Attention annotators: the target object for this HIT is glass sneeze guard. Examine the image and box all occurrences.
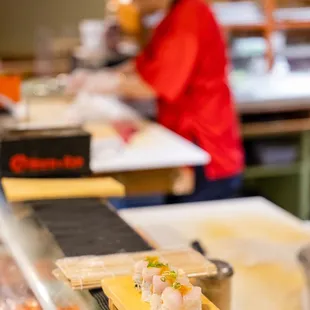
[0,193,100,310]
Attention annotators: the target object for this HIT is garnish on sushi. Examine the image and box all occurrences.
[133,257,202,309]
[133,256,169,302]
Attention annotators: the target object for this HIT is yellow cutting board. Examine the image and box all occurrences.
[2,177,125,202]
[102,276,219,310]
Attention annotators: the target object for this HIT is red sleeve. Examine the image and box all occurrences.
[136,30,198,103]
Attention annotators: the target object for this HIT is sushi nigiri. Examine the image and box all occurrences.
[141,257,169,302]
[142,266,162,301]
[150,268,191,309]
[152,275,171,295]
[159,281,202,310]
[161,287,183,310]
[150,275,171,310]
[183,286,202,310]
[133,259,148,291]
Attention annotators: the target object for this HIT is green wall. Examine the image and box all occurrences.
[0,0,105,57]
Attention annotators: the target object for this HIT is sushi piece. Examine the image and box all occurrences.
[142,266,162,302]
[150,275,171,310]
[141,257,169,302]
[151,270,200,310]
[153,275,170,295]
[161,287,183,310]
[133,259,148,291]
[160,281,202,310]
[183,286,202,310]
[172,282,202,310]
[150,268,192,309]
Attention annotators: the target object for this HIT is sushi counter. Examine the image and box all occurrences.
[2,194,310,310]
[0,93,208,197]
[0,195,222,310]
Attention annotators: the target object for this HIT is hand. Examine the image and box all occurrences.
[65,69,91,95]
[82,71,122,95]
[112,119,140,143]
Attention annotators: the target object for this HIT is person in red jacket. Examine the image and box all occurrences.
[67,0,244,203]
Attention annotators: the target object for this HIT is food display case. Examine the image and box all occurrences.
[0,194,99,310]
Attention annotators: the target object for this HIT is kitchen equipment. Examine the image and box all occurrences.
[190,240,233,310]
[299,244,310,309]
[191,259,233,310]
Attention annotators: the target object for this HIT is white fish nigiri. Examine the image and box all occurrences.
[183,286,202,310]
[152,275,170,295]
[142,267,162,302]
[133,260,148,290]
[161,287,183,310]
[134,260,148,274]
[150,273,171,309]
[142,266,162,282]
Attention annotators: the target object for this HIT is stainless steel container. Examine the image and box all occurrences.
[191,259,234,310]
[299,244,310,310]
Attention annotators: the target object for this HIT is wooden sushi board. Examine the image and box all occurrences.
[2,177,125,202]
[101,276,219,310]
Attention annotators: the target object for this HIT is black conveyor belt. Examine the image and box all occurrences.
[31,198,151,309]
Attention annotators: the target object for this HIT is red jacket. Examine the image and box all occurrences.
[136,0,244,179]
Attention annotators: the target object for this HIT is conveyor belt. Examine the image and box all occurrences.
[31,198,151,309]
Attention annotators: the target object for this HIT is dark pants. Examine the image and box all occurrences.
[166,166,243,204]
[109,166,243,209]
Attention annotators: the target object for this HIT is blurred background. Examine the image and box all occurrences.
[2,1,310,310]
[3,0,310,214]
[2,0,310,73]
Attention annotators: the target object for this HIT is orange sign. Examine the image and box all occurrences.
[9,154,85,174]
[0,75,21,104]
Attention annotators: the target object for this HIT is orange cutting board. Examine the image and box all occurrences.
[0,75,21,104]
[101,276,219,310]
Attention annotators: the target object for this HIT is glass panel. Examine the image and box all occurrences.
[0,194,99,310]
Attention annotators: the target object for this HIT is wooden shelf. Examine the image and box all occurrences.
[275,7,310,29]
[276,21,310,30]
[2,58,71,77]
[218,2,310,69]
[243,118,310,137]
[222,22,267,31]
[245,163,300,179]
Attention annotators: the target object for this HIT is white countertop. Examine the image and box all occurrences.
[120,196,304,225]
[120,197,310,310]
[120,197,307,246]
[91,123,209,173]
[233,73,310,113]
[67,94,209,173]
